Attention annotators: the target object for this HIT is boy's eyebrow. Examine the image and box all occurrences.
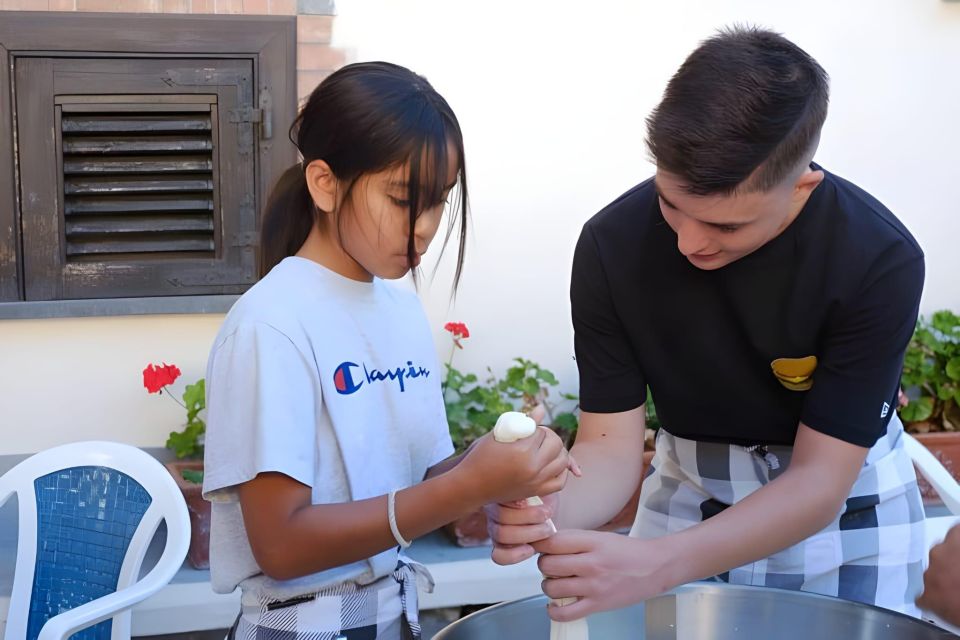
[653,181,680,211]
[654,180,752,227]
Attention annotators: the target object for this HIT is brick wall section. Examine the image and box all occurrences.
[0,0,343,102]
[296,18,343,101]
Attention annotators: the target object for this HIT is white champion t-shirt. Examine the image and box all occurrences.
[202,257,454,601]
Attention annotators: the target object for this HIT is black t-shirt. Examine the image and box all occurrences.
[571,166,924,448]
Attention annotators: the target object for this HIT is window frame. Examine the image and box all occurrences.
[0,12,298,318]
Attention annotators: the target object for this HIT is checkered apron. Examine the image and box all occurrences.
[630,413,926,616]
[228,557,432,640]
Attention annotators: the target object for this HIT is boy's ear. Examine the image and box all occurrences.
[793,168,824,200]
[304,159,337,213]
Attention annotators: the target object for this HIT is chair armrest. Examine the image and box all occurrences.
[903,432,960,515]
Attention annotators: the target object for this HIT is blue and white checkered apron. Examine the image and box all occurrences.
[229,558,432,640]
[630,413,926,616]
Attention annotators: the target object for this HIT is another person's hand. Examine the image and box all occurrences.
[534,529,673,621]
[485,493,560,565]
[918,524,960,626]
[899,386,909,408]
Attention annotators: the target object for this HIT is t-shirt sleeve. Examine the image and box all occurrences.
[571,222,647,413]
[202,321,320,501]
[801,254,924,447]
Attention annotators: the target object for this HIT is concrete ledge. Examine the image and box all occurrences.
[0,295,238,319]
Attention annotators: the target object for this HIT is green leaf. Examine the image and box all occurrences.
[561,392,579,401]
[522,378,540,396]
[931,311,960,336]
[183,379,205,423]
[899,396,934,423]
[181,469,204,484]
[166,422,203,459]
[947,358,960,381]
[505,367,525,391]
[553,412,579,431]
[445,403,468,427]
[939,384,957,401]
[536,369,559,386]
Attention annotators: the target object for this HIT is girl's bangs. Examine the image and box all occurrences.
[403,120,461,212]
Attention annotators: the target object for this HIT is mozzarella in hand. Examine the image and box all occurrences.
[493,411,537,443]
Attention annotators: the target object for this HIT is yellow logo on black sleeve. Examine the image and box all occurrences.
[771,356,818,391]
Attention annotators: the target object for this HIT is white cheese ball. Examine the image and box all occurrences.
[493,411,537,443]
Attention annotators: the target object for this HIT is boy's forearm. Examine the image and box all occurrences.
[555,438,645,530]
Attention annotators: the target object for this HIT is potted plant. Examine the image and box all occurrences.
[440,322,658,545]
[898,310,960,504]
[143,362,209,569]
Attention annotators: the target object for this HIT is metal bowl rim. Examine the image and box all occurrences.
[436,581,949,635]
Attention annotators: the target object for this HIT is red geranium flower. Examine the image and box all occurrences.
[143,363,182,394]
[444,322,470,339]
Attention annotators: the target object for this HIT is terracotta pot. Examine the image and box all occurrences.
[911,431,960,505]
[165,460,211,569]
[443,449,656,546]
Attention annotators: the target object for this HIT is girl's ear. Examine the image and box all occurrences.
[304,159,338,213]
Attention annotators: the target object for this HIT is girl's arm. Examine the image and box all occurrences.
[239,427,571,580]
[423,445,472,480]
[534,422,869,621]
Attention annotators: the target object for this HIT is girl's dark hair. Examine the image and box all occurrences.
[259,61,468,286]
[646,26,829,196]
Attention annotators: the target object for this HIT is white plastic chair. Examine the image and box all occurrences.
[0,441,190,640]
[902,431,960,633]
[903,432,960,516]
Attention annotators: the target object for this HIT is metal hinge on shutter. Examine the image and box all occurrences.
[164,68,272,154]
[228,107,260,155]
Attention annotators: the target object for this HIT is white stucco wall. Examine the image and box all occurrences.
[1,0,957,454]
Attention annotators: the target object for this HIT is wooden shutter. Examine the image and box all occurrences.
[60,96,218,260]
[16,57,259,300]
[0,41,16,301]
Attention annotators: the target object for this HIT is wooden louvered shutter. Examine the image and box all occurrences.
[60,97,218,260]
[16,57,259,300]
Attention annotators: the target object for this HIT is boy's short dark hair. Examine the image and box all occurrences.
[646,26,829,196]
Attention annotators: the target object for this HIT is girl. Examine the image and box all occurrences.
[202,62,574,640]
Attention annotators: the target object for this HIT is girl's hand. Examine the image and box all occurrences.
[458,426,574,505]
[485,492,560,565]
[533,530,675,622]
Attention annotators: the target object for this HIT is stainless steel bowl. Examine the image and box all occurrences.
[433,582,957,639]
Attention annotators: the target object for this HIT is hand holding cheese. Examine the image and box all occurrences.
[494,411,588,640]
[493,411,551,516]
[457,411,572,506]
[492,411,538,442]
